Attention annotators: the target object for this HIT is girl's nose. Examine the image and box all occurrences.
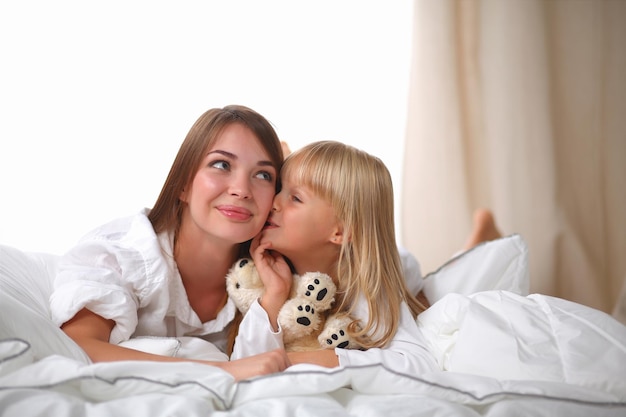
[271,194,283,212]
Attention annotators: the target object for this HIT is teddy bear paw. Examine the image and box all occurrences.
[279,298,323,344]
[225,258,264,314]
[318,314,360,350]
[294,272,336,310]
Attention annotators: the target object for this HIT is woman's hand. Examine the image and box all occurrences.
[219,348,291,381]
[250,234,293,330]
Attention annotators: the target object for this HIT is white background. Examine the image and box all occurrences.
[0,1,413,255]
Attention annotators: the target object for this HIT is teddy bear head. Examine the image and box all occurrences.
[225,258,264,314]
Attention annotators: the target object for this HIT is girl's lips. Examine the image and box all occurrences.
[217,205,253,221]
[263,219,278,230]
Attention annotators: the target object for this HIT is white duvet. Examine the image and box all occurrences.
[1,237,626,416]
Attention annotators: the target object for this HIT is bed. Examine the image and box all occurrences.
[1,235,625,416]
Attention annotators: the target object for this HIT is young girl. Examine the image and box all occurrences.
[231,140,438,374]
[50,105,290,381]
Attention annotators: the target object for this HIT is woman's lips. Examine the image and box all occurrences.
[217,205,252,221]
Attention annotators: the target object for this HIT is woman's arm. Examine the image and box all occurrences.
[286,303,438,374]
[62,308,290,381]
[333,303,438,373]
[287,349,339,368]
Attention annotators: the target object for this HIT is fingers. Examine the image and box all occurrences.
[251,235,272,261]
[266,348,291,371]
[226,349,291,381]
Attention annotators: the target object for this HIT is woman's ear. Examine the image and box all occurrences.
[179,187,188,203]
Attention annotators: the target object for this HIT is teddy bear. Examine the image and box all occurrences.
[225,258,361,352]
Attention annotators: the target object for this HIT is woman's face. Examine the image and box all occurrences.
[180,123,278,246]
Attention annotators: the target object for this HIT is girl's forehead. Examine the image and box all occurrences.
[280,176,301,188]
[281,176,312,193]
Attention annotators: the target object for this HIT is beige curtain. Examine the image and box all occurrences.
[401,0,626,315]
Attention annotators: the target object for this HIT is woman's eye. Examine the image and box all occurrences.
[255,171,274,182]
[211,160,230,170]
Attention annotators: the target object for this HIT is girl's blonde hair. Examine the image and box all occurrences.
[282,141,427,348]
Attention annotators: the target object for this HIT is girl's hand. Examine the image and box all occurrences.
[250,234,293,330]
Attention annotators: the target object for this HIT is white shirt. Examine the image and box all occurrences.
[49,209,237,352]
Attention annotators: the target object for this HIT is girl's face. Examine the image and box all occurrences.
[261,176,341,262]
[180,123,278,246]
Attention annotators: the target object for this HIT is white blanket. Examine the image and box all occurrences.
[2,291,625,416]
[1,237,625,416]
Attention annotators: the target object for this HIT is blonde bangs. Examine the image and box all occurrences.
[282,141,351,206]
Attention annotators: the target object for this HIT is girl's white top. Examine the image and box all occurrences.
[231,249,437,374]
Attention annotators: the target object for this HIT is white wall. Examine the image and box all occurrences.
[0,1,413,255]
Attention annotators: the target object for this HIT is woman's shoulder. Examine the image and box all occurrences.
[56,209,176,289]
[79,208,154,243]
[62,208,173,268]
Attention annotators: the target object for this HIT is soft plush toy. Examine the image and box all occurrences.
[226,258,361,352]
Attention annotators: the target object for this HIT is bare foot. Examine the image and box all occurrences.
[462,209,502,250]
[281,141,292,158]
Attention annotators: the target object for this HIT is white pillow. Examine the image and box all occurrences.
[0,245,89,364]
[422,234,529,304]
[418,290,626,395]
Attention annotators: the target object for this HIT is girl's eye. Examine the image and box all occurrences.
[210,160,230,170]
[255,171,274,182]
[291,195,302,203]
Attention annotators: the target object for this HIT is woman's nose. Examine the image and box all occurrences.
[229,175,251,199]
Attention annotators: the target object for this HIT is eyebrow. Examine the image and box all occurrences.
[208,149,275,167]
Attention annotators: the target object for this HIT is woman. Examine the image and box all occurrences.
[50,105,289,381]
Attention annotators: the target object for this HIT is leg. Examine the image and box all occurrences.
[462,209,502,251]
[281,141,292,158]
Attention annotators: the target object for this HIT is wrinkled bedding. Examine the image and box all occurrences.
[1,238,625,416]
